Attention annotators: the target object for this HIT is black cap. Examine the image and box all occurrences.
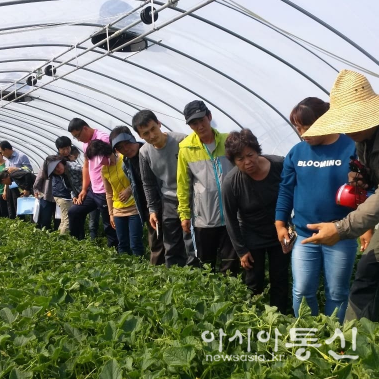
[183,100,209,124]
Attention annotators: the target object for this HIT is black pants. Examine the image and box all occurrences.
[162,197,197,268]
[7,187,20,219]
[146,209,165,266]
[0,196,8,217]
[37,198,60,231]
[345,230,379,322]
[194,226,240,275]
[68,188,118,248]
[245,244,290,314]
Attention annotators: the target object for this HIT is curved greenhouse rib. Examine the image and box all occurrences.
[0,119,57,153]
[0,110,65,139]
[215,0,338,73]
[0,0,56,7]
[0,123,51,161]
[281,0,379,67]
[2,106,70,132]
[146,38,299,136]
[153,1,329,95]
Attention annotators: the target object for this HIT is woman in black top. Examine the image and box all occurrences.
[222,129,290,314]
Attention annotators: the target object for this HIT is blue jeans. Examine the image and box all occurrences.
[113,214,144,256]
[292,235,357,323]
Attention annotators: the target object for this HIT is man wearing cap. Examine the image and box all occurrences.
[67,118,118,247]
[132,109,197,268]
[109,125,165,265]
[301,70,379,322]
[177,100,239,274]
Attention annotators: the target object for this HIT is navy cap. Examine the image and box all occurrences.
[183,100,209,124]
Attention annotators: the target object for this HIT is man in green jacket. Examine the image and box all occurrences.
[177,100,239,274]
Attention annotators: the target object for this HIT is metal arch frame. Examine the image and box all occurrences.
[281,0,379,68]
[145,38,299,134]
[0,106,70,133]
[0,124,50,162]
[0,56,244,130]
[0,54,175,131]
[0,38,317,131]
[0,0,56,7]
[0,119,57,154]
[0,135,40,169]
[215,0,339,73]
[0,110,64,142]
[153,1,329,95]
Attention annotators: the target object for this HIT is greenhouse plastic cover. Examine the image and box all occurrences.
[0,0,378,170]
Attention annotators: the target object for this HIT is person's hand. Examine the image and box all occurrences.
[301,223,340,246]
[34,191,40,198]
[7,167,19,173]
[2,192,6,201]
[72,197,79,205]
[181,219,191,233]
[275,221,290,245]
[77,189,87,204]
[149,213,158,230]
[240,252,254,270]
[119,187,132,202]
[359,229,374,252]
[348,171,368,188]
[23,190,30,197]
[110,215,116,229]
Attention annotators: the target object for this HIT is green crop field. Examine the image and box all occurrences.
[0,218,378,378]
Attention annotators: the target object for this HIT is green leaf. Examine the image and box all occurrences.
[210,302,232,317]
[21,306,43,318]
[63,323,86,342]
[104,321,117,341]
[359,317,378,340]
[160,288,173,305]
[99,359,122,379]
[163,346,195,366]
[9,368,33,379]
[334,363,353,379]
[0,307,18,324]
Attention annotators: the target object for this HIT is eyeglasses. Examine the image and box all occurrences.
[72,128,83,140]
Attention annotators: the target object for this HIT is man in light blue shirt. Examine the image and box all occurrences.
[0,140,33,218]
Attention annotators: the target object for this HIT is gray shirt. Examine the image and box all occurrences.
[139,132,186,213]
[5,150,32,171]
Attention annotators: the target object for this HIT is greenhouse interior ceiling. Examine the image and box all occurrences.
[0,0,378,170]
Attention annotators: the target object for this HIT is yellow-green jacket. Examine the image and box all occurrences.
[177,128,233,228]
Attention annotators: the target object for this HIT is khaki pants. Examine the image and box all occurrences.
[54,197,73,234]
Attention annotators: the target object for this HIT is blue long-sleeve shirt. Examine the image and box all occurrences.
[275,134,356,237]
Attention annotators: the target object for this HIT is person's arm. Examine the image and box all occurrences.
[139,152,161,215]
[33,167,45,196]
[177,147,191,232]
[20,154,33,172]
[78,157,90,204]
[302,187,379,245]
[222,173,249,258]
[101,172,115,229]
[275,153,296,243]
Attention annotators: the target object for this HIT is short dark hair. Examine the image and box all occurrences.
[225,129,262,162]
[290,97,330,127]
[70,146,80,157]
[68,118,88,132]
[0,170,10,181]
[132,110,159,134]
[55,136,72,150]
[85,139,112,160]
[0,141,12,150]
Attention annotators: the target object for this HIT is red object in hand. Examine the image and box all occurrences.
[336,184,369,209]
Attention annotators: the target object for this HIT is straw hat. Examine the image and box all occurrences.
[302,70,379,137]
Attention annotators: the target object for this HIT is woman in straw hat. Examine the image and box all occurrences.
[275,97,358,323]
[301,70,379,322]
